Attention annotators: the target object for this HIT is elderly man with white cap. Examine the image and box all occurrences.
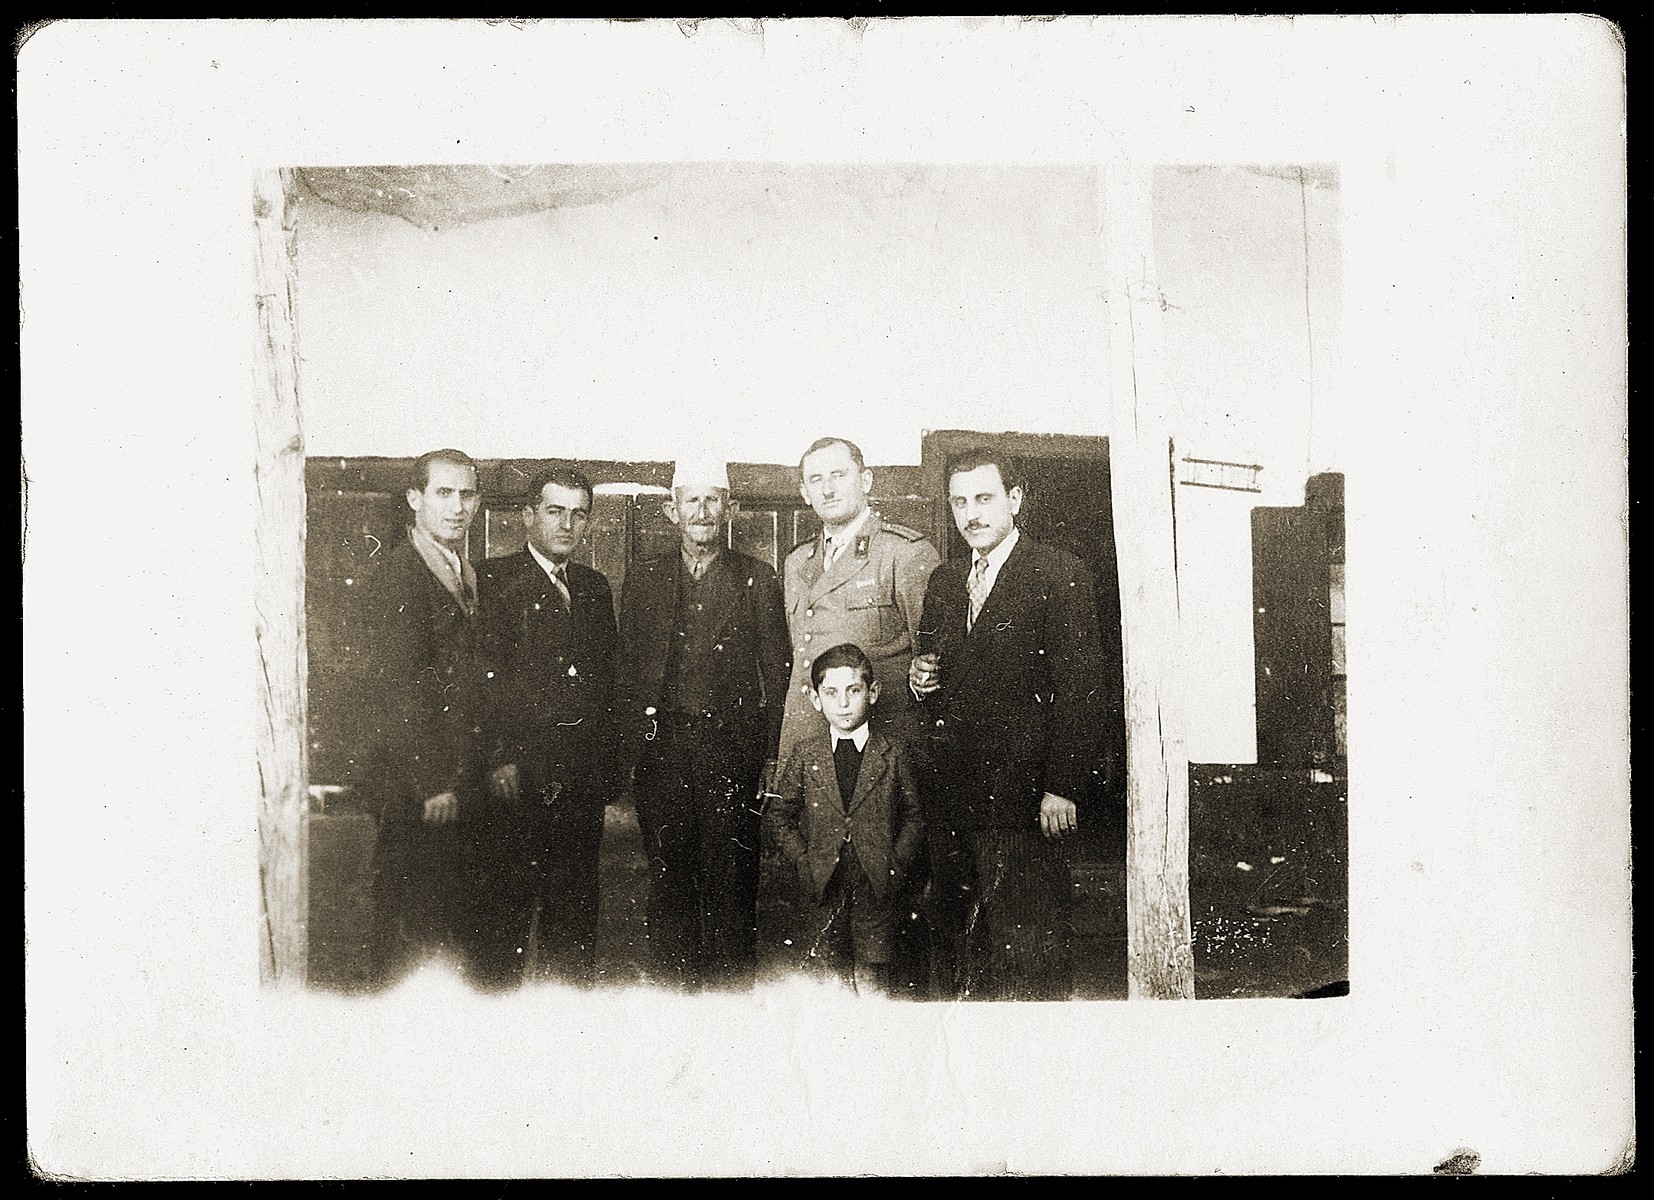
[615,455,791,991]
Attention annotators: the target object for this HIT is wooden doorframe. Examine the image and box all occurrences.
[253,168,308,987]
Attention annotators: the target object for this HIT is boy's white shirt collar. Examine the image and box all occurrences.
[972,524,1021,595]
[829,724,871,752]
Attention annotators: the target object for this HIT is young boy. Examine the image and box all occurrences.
[767,642,925,995]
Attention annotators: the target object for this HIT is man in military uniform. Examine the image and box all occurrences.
[778,436,941,996]
[779,437,941,766]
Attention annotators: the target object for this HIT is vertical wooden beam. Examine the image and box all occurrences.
[1100,162,1195,1000]
[253,168,309,986]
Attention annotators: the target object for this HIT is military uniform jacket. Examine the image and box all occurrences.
[779,510,941,766]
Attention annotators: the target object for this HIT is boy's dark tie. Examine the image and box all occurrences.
[833,738,862,810]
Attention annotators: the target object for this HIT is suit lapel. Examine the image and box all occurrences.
[806,537,861,606]
[703,551,743,643]
[794,540,825,599]
[566,561,602,615]
[422,546,470,625]
[506,549,562,613]
[845,734,889,817]
[805,512,880,606]
[820,743,846,816]
[928,559,971,667]
[639,553,681,666]
[806,737,846,814]
[951,534,1030,685]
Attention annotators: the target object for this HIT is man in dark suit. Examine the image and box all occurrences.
[615,457,791,991]
[470,466,618,989]
[353,448,484,988]
[909,447,1108,1001]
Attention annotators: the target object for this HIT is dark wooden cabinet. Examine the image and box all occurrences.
[1251,473,1345,775]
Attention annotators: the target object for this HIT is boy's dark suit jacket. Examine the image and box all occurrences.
[474,549,618,797]
[352,539,481,822]
[614,548,792,768]
[768,729,925,902]
[917,533,1108,831]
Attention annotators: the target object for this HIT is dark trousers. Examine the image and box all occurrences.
[868,732,931,999]
[634,716,765,991]
[886,831,932,1000]
[465,780,606,990]
[927,826,1074,1002]
[367,818,470,988]
[801,843,896,981]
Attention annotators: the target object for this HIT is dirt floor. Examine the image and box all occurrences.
[310,770,1346,1000]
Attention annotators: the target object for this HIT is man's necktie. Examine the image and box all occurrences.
[548,563,571,610]
[833,737,862,808]
[454,560,476,617]
[822,536,840,570]
[967,555,990,633]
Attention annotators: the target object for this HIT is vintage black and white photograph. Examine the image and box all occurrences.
[275,160,1350,1007]
[23,17,1629,1179]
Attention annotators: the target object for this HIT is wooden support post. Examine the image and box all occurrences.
[1101,163,1196,1000]
[253,168,309,986]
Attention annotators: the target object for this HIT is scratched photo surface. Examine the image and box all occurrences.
[286,162,1349,1004]
[23,16,1629,1180]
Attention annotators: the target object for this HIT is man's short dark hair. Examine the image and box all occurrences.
[798,437,867,474]
[523,464,594,512]
[409,448,480,494]
[810,642,875,690]
[946,446,1023,496]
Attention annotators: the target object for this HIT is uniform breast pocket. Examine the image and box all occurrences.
[844,593,898,646]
